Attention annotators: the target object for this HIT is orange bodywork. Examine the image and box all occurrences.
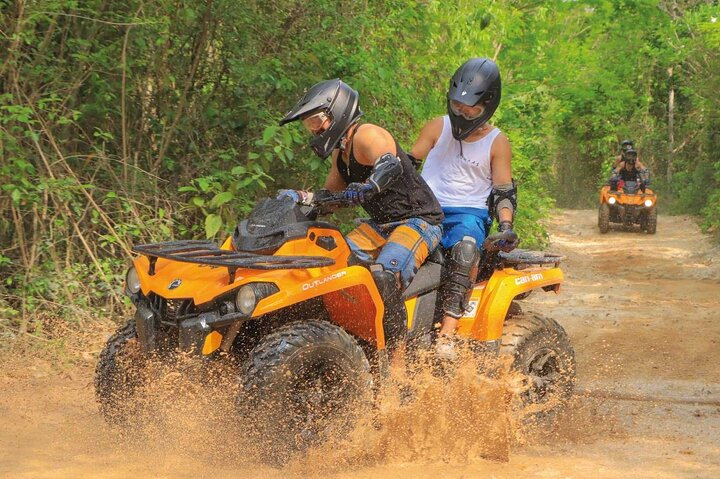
[457,266,564,341]
[134,223,562,353]
[133,226,385,348]
[600,185,657,207]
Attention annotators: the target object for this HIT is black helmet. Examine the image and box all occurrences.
[624,148,638,163]
[279,79,363,158]
[447,58,501,141]
[621,140,634,151]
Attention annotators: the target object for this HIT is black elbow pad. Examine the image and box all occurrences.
[489,180,517,221]
[368,153,403,192]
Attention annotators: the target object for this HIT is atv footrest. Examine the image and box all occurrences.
[499,249,565,268]
[133,240,335,282]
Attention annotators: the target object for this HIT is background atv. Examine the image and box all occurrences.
[96,192,575,462]
[599,181,657,234]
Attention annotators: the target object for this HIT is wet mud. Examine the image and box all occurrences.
[1,210,719,478]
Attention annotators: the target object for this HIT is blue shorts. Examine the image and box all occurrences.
[345,217,442,289]
[440,206,492,250]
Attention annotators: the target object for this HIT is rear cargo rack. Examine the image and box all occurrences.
[133,240,335,283]
[499,249,565,268]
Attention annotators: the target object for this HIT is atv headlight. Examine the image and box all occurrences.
[236,286,257,315]
[608,197,617,205]
[644,199,653,207]
[125,266,141,295]
[235,283,279,316]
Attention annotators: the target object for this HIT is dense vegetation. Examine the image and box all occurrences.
[1,0,718,335]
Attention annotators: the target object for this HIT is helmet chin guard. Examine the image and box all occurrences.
[280,79,363,158]
[447,58,501,141]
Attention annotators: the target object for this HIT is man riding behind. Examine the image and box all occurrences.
[278,79,444,360]
[410,58,518,359]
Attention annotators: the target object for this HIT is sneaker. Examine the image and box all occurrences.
[435,334,460,362]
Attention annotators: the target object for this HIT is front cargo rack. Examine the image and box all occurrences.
[499,249,565,268]
[133,240,335,283]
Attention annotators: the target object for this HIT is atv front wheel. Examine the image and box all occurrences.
[238,320,372,464]
[645,207,657,234]
[598,203,610,234]
[95,320,146,424]
[500,313,576,423]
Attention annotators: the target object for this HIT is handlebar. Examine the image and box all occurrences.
[312,189,348,206]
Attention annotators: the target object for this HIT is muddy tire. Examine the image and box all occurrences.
[500,313,576,423]
[645,207,657,234]
[95,320,145,425]
[238,320,372,464]
[598,203,610,234]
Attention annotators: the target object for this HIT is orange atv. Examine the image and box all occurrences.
[96,192,575,458]
[599,181,657,234]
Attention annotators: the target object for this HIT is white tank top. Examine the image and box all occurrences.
[421,116,500,208]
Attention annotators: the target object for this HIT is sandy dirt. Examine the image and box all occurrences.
[1,209,719,478]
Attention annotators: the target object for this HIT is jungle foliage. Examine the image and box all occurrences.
[1,0,719,333]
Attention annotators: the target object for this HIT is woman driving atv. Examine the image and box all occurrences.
[410,58,518,358]
[278,79,444,359]
[610,148,650,193]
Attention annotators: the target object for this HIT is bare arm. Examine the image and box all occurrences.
[352,124,397,166]
[612,155,623,169]
[490,133,513,223]
[409,117,443,161]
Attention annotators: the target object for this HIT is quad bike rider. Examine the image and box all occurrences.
[599,148,657,234]
[96,81,576,461]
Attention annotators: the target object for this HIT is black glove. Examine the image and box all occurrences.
[497,221,519,252]
[344,182,374,205]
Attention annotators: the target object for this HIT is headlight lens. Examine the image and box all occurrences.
[608,197,617,205]
[644,199,653,207]
[236,286,257,315]
[125,267,141,294]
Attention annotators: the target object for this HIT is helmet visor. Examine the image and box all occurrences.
[301,111,331,135]
[449,100,486,121]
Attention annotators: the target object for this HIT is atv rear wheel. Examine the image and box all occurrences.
[500,313,576,423]
[238,320,372,464]
[645,207,657,234]
[598,203,610,234]
[95,320,146,424]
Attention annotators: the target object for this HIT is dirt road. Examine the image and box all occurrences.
[1,210,719,478]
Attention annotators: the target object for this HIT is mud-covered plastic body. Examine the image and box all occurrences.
[599,184,658,234]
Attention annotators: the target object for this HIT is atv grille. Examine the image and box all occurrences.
[148,293,194,326]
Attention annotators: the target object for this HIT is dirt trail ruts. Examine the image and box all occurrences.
[1,210,719,479]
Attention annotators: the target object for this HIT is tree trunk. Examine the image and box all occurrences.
[667,66,675,183]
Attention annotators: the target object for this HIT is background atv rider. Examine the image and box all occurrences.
[410,57,518,360]
[613,139,648,171]
[278,78,444,360]
[610,148,651,193]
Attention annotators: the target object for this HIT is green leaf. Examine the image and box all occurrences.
[231,165,247,175]
[191,196,205,207]
[205,214,222,238]
[262,125,278,143]
[211,191,234,207]
[197,178,210,192]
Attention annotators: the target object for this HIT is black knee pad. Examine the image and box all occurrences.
[443,237,480,318]
[371,268,407,348]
